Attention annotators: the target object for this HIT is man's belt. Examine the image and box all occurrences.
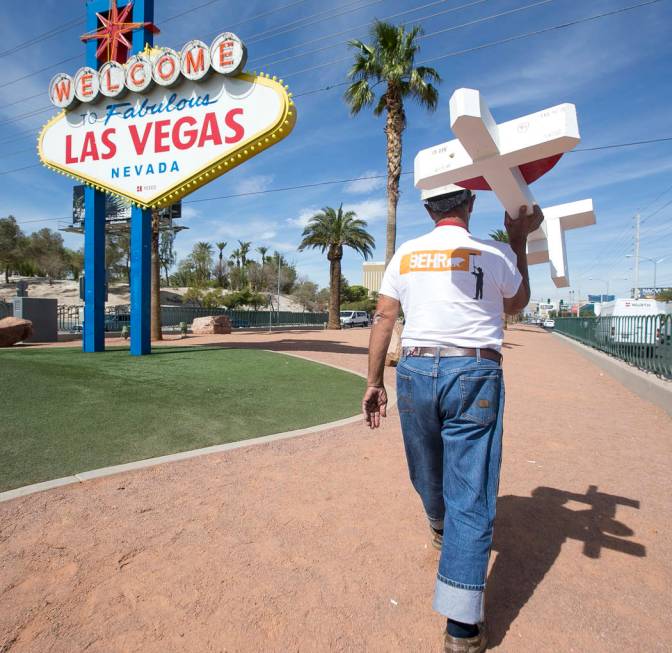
[401,346,502,364]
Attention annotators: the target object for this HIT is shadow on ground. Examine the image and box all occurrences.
[486,485,646,647]
[148,338,369,356]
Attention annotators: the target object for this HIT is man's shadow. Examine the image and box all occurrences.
[485,485,646,647]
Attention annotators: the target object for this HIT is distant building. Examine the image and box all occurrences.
[362,262,386,294]
[537,301,558,318]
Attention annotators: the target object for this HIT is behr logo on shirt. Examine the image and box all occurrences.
[400,249,481,274]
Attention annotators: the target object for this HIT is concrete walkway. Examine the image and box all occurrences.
[1,326,670,652]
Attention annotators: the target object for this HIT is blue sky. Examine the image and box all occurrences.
[1,0,671,301]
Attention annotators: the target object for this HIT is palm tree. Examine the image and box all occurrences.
[489,229,509,243]
[345,21,440,266]
[215,241,227,286]
[229,248,241,268]
[298,205,374,329]
[238,240,251,267]
[256,246,268,265]
[192,241,214,284]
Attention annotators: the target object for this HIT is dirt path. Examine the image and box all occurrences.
[1,326,670,652]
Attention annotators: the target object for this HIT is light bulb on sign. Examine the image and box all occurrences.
[49,72,76,109]
[99,61,126,99]
[180,40,211,82]
[74,67,100,103]
[209,32,247,76]
[125,54,153,94]
[152,48,181,87]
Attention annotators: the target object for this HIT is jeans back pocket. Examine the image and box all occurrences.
[396,370,414,413]
[459,371,501,426]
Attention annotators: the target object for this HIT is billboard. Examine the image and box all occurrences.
[39,33,295,208]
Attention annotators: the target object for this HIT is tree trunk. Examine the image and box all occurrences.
[4,266,9,284]
[384,85,405,267]
[151,210,162,341]
[327,253,341,330]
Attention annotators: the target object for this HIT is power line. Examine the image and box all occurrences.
[572,136,672,152]
[641,196,672,224]
[0,17,84,59]
[281,0,558,78]
[0,0,312,91]
[419,0,665,66]
[0,129,39,147]
[250,0,463,66]
[284,0,664,80]
[0,105,53,128]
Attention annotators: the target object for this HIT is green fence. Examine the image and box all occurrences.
[554,315,672,379]
[57,304,328,332]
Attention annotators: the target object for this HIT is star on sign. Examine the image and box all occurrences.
[81,0,159,64]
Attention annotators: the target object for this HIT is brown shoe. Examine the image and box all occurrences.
[443,624,487,653]
[430,525,443,550]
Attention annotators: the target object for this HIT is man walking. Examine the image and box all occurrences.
[362,185,542,652]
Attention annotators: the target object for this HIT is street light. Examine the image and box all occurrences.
[626,255,667,298]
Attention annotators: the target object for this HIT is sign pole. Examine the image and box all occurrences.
[81,0,156,355]
[82,2,110,353]
[130,206,152,355]
[127,0,155,356]
[83,186,105,352]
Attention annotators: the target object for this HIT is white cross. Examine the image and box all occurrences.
[414,88,596,288]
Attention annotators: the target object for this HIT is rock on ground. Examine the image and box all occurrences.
[191,315,232,335]
[0,317,32,347]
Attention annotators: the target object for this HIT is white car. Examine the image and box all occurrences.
[340,310,369,328]
[543,319,555,328]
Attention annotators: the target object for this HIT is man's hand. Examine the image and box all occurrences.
[362,385,388,429]
[505,204,545,246]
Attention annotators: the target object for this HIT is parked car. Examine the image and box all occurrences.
[340,310,369,328]
[543,319,555,329]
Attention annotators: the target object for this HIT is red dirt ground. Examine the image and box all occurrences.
[1,326,670,652]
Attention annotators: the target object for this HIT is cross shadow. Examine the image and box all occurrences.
[485,485,645,647]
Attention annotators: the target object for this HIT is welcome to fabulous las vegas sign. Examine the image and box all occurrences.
[39,32,296,208]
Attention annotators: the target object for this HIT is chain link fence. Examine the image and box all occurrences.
[57,304,328,332]
[554,315,672,379]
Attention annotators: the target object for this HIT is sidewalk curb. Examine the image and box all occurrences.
[553,332,672,418]
[0,351,392,505]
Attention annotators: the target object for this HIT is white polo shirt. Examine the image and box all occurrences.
[378,225,522,351]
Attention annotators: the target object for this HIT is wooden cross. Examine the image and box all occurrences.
[415,88,596,288]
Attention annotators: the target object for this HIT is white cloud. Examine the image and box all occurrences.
[237,174,275,195]
[343,197,387,222]
[287,198,388,228]
[181,206,201,219]
[287,207,319,227]
[344,171,385,194]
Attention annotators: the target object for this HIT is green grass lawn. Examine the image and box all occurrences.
[0,347,365,492]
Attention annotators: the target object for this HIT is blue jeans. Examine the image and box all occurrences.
[396,353,505,624]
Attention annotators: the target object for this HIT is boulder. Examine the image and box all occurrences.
[384,320,404,367]
[0,317,33,347]
[191,315,232,335]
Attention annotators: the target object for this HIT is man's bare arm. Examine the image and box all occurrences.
[362,294,400,429]
[367,294,401,387]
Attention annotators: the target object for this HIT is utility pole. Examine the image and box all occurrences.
[633,213,640,299]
